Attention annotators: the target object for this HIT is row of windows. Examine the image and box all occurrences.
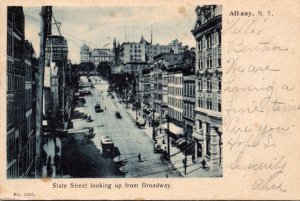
[7,132,16,164]
[130,54,142,58]
[15,105,25,125]
[130,44,141,48]
[14,76,25,91]
[130,49,142,53]
[198,97,221,112]
[197,31,221,52]
[130,58,143,62]
[91,57,113,61]
[183,102,195,119]
[25,89,32,110]
[168,97,183,109]
[168,75,183,85]
[7,32,13,56]
[7,101,14,126]
[198,57,221,70]
[168,86,183,96]
[46,47,68,52]
[26,114,34,136]
[183,82,195,97]
[7,73,14,92]
[25,63,32,81]
[169,108,183,122]
[154,83,162,91]
[8,74,25,92]
[198,78,221,91]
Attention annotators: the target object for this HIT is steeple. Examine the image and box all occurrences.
[113,37,116,47]
[140,35,146,43]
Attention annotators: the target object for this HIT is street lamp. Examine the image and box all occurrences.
[152,108,156,141]
[166,114,170,159]
[135,99,139,122]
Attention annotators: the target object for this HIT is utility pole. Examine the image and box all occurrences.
[35,6,52,178]
[152,108,155,140]
[167,114,170,159]
[184,129,187,175]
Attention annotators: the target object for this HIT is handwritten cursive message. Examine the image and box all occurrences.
[224,15,298,192]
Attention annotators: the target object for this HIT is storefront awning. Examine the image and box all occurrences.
[162,123,183,135]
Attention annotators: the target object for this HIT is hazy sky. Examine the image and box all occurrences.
[24,5,197,63]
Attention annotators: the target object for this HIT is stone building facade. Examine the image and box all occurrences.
[191,5,222,175]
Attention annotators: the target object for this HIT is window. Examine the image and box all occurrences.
[206,98,212,110]
[218,30,221,45]
[198,97,203,108]
[206,34,212,49]
[207,79,212,91]
[207,57,212,68]
[218,57,221,67]
[192,83,195,96]
[198,38,202,52]
[198,79,203,90]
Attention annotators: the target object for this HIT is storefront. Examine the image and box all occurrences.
[162,122,183,142]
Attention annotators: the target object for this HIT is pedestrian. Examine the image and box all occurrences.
[192,154,195,163]
[138,153,142,162]
[166,174,168,178]
[182,158,186,166]
[54,154,60,170]
[201,159,206,169]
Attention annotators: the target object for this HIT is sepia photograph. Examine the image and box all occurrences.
[6,5,222,179]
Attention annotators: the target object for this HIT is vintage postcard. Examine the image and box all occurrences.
[0,0,299,200]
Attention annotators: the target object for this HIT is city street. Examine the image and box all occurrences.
[61,76,181,178]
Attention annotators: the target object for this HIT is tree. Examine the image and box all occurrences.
[96,61,112,78]
[79,62,95,74]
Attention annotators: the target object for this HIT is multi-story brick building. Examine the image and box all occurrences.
[167,66,184,139]
[183,74,196,141]
[23,41,36,177]
[151,53,184,121]
[191,5,222,174]
[45,35,74,130]
[141,37,188,63]
[7,7,36,178]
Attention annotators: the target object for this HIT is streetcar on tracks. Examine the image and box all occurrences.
[101,136,114,157]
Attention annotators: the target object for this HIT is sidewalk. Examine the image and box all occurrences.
[124,103,222,177]
[42,136,62,178]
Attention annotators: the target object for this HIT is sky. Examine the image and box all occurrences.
[23,5,197,64]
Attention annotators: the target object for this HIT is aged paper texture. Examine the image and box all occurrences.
[0,0,299,200]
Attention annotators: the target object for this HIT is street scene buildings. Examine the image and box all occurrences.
[6,5,222,178]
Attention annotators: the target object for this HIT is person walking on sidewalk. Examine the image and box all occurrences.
[201,159,206,169]
[192,154,195,163]
[138,153,142,162]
